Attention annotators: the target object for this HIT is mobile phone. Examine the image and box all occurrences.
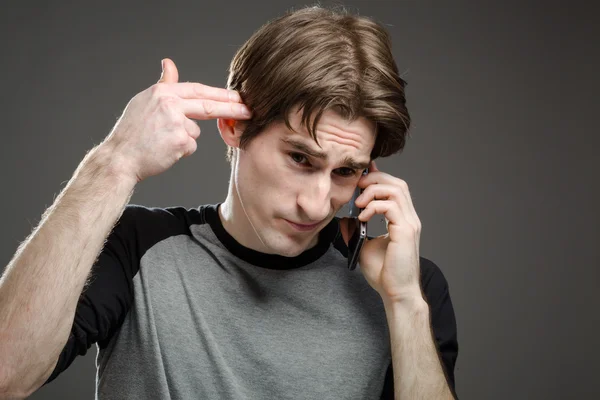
[347,168,369,270]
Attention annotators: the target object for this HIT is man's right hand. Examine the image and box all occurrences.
[102,58,252,183]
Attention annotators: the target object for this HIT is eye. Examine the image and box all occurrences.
[336,168,358,177]
[289,152,357,177]
[289,152,310,166]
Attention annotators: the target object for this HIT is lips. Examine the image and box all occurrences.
[285,219,321,231]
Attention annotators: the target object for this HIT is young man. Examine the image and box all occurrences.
[0,6,458,400]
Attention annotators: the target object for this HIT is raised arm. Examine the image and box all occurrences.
[0,58,252,399]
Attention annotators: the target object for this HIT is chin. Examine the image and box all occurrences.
[276,247,305,257]
[265,239,305,257]
[265,233,314,257]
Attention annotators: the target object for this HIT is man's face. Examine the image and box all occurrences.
[235,107,376,257]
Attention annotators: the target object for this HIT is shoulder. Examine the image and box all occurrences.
[107,204,206,257]
[116,203,205,234]
[417,256,455,312]
[119,203,203,227]
[419,256,451,293]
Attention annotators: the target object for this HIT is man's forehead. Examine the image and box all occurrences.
[275,107,375,168]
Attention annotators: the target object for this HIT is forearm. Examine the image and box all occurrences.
[384,297,455,400]
[0,143,137,398]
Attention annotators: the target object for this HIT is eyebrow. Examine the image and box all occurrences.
[280,137,370,170]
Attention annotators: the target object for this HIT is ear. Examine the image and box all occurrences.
[217,118,242,148]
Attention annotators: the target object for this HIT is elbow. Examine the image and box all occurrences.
[0,388,28,400]
[0,365,27,400]
[0,362,50,400]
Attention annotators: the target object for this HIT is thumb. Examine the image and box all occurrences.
[157,58,179,84]
[368,159,379,172]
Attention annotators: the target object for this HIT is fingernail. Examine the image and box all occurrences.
[229,90,241,103]
[161,59,165,72]
[240,105,251,117]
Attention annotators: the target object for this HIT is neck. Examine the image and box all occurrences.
[218,166,273,254]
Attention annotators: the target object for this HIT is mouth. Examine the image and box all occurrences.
[285,219,322,231]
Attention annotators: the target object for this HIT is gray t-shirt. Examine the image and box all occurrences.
[44,203,459,399]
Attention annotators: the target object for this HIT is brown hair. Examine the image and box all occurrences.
[225,5,410,164]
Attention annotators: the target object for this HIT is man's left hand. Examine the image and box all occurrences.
[346,160,423,304]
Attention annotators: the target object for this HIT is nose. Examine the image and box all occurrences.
[297,175,332,223]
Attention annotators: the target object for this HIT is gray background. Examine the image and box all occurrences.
[1,1,598,399]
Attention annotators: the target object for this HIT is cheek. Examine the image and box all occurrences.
[334,183,360,207]
[250,151,295,194]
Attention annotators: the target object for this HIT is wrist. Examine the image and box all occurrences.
[383,295,429,318]
[92,141,140,187]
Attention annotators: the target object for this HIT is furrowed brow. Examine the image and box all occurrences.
[281,138,327,159]
[280,138,369,170]
[341,157,370,171]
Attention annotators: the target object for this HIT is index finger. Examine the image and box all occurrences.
[181,99,252,121]
[166,82,243,103]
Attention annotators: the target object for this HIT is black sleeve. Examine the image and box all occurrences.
[380,257,459,399]
[42,204,181,385]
